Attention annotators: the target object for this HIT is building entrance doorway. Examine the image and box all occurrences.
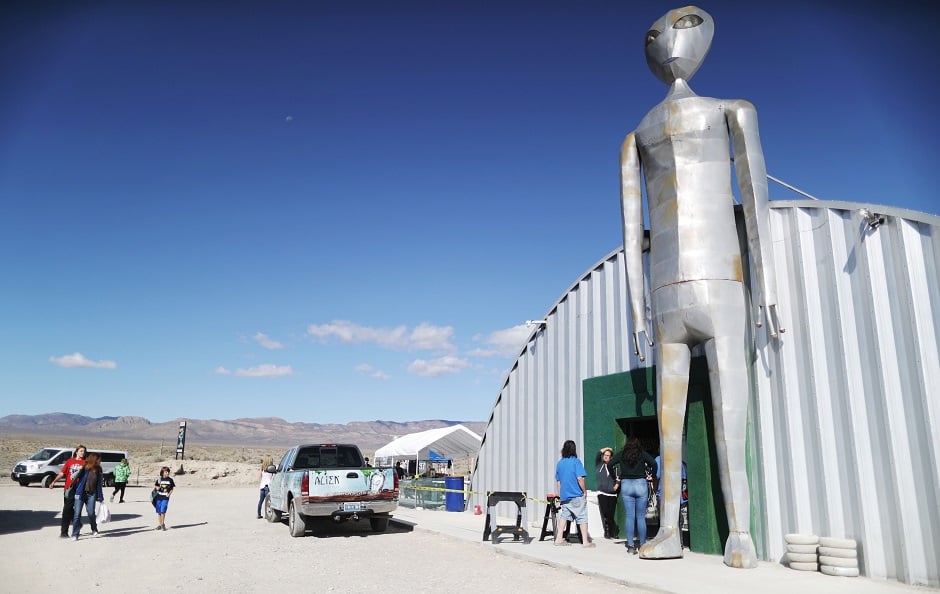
[582,359,739,556]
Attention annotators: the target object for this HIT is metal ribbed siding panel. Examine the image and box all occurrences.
[760,202,940,587]
[471,200,939,587]
[471,253,640,521]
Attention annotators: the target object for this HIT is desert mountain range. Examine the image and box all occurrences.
[0,413,487,453]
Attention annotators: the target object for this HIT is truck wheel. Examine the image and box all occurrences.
[288,500,306,537]
[41,474,55,489]
[370,516,389,532]
[264,493,281,523]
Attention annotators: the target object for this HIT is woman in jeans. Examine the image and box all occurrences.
[614,437,656,554]
[70,452,104,540]
[257,456,274,519]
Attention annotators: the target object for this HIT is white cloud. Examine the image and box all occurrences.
[408,322,456,352]
[233,364,294,378]
[308,320,407,347]
[469,324,531,358]
[215,366,232,375]
[407,355,469,377]
[49,352,117,370]
[307,320,454,352]
[253,332,283,350]
[355,363,390,381]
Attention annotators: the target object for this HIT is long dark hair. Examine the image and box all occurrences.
[83,452,102,471]
[621,437,642,465]
[560,440,577,458]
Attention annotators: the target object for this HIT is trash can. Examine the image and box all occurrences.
[444,476,465,512]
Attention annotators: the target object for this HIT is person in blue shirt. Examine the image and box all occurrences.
[553,440,595,548]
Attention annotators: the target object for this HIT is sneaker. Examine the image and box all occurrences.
[161,525,168,531]
[119,500,124,503]
[155,525,163,531]
[70,535,78,541]
[59,533,68,539]
[92,531,100,537]
[625,546,635,554]
[256,515,262,519]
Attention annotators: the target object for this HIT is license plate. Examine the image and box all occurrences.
[343,502,362,512]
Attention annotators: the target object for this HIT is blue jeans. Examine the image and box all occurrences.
[257,486,269,517]
[620,478,648,546]
[72,492,99,536]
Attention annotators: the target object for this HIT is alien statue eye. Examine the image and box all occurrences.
[674,14,704,29]
[645,30,660,46]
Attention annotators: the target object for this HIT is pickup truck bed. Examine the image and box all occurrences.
[264,443,399,537]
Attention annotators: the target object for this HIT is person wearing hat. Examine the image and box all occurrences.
[111,458,131,503]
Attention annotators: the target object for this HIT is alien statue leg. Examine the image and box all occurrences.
[639,341,690,560]
[703,283,757,569]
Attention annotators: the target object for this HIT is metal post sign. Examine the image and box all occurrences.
[175,421,187,460]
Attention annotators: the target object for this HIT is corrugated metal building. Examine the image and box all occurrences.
[469,199,940,587]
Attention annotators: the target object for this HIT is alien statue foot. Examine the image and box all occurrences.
[639,525,682,559]
[723,531,758,568]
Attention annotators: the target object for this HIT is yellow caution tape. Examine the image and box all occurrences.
[399,485,556,507]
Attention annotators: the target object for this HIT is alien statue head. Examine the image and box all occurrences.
[644,6,715,85]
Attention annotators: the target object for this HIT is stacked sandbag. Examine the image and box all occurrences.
[784,533,819,571]
[818,537,859,577]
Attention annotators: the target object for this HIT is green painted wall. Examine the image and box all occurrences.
[582,358,731,555]
[582,367,657,476]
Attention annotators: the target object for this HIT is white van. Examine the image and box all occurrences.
[10,447,129,488]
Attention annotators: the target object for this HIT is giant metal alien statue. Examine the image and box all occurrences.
[620,6,783,568]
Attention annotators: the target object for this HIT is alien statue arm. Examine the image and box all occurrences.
[620,132,652,358]
[726,100,784,337]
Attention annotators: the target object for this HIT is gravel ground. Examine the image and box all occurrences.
[0,483,644,593]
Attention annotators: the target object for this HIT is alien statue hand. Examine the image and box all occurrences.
[632,329,655,362]
[756,304,785,339]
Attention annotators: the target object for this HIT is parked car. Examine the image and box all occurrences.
[10,446,129,487]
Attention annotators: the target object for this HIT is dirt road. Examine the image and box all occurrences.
[1,483,629,593]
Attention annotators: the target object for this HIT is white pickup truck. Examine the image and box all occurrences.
[263,443,399,537]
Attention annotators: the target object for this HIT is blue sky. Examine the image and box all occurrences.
[1,1,936,424]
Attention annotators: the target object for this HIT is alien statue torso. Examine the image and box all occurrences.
[635,84,744,294]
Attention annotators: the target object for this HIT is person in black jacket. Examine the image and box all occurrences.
[595,447,620,539]
[614,437,657,554]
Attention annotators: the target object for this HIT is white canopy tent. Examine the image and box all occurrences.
[374,424,482,470]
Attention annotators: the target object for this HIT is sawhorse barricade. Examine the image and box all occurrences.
[481,491,529,544]
[538,493,582,542]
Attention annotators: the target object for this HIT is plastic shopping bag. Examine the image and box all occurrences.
[96,502,111,524]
